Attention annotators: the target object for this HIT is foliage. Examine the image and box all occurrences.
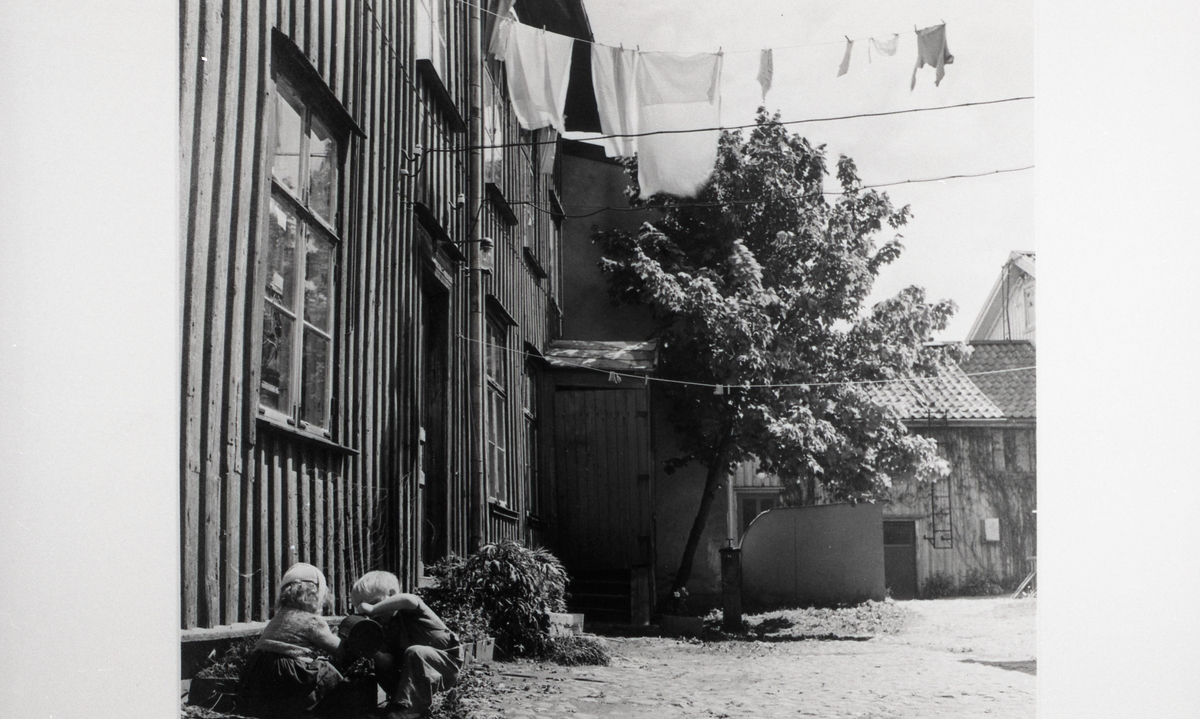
[419,541,568,659]
[921,572,957,599]
[194,638,258,680]
[921,569,1015,598]
[548,635,612,666]
[739,600,910,638]
[594,109,963,590]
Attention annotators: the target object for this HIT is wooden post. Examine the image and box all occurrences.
[719,547,742,632]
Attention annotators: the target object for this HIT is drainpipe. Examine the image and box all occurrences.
[467,0,487,553]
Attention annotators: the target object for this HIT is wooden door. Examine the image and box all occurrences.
[552,388,653,571]
[883,520,918,599]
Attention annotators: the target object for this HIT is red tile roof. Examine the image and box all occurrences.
[865,341,1035,421]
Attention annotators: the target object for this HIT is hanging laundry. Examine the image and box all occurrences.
[496,20,575,132]
[837,37,854,77]
[590,44,640,158]
[634,51,724,199]
[869,34,898,62]
[757,48,773,102]
[538,127,557,175]
[911,23,954,90]
[485,0,516,57]
[607,372,622,384]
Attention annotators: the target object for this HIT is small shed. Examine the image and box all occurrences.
[544,340,658,624]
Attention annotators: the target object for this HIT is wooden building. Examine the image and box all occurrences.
[866,341,1037,598]
[968,251,1036,345]
[179,0,592,632]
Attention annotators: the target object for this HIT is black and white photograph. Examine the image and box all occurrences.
[1,1,1197,718]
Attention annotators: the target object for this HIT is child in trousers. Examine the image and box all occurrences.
[351,571,461,719]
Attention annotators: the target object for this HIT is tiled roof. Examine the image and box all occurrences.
[864,341,1035,421]
[960,341,1036,419]
[544,339,658,372]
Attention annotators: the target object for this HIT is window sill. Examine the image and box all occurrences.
[522,246,547,279]
[485,182,519,226]
[488,499,520,522]
[256,414,359,456]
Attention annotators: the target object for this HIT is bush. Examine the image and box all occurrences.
[548,635,610,666]
[419,541,568,659]
[958,569,1006,596]
[921,572,956,599]
[194,637,258,680]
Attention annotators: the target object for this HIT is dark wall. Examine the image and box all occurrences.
[741,503,887,608]
[559,143,657,342]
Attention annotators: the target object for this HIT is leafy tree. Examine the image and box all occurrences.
[593,110,962,601]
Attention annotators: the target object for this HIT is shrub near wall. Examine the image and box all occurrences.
[420,541,568,658]
[920,569,1018,598]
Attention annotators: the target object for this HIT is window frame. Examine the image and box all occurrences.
[257,62,347,440]
[736,489,782,538]
[485,314,512,506]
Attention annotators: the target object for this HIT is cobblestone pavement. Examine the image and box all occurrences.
[476,597,1035,719]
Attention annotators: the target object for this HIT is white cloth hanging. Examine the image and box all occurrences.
[590,44,640,158]
[757,48,773,101]
[634,51,723,199]
[912,24,954,89]
[870,34,898,62]
[837,37,854,76]
[496,20,574,132]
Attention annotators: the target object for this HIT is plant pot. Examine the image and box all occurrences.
[187,675,242,714]
[660,615,704,638]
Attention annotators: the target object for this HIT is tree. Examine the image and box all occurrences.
[593,110,962,602]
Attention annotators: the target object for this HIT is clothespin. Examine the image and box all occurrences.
[607,372,622,384]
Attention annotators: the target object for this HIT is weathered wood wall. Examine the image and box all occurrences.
[180,0,564,630]
[884,425,1037,588]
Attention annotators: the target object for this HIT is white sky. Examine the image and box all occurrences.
[578,0,1035,340]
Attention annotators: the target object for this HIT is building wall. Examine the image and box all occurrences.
[741,504,886,608]
[883,425,1037,590]
[976,267,1035,344]
[180,0,565,629]
[559,145,658,342]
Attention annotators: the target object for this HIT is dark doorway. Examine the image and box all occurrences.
[419,282,450,571]
[883,520,918,599]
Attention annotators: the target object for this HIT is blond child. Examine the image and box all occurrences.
[243,563,347,719]
[351,570,461,719]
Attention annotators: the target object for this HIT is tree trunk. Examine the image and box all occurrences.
[670,424,735,601]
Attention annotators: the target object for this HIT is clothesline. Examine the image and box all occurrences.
[456,331,1033,390]
[461,0,1000,56]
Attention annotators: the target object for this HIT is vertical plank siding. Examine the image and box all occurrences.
[182,0,567,629]
[885,426,1038,589]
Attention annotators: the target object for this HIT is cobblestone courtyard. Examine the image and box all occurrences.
[468,597,1035,719]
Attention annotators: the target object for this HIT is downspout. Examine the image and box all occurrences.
[467,0,487,552]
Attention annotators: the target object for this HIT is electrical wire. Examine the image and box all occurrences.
[498,164,1033,220]
[457,330,1033,390]
[427,96,1035,153]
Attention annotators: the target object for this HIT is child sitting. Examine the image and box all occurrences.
[351,571,461,719]
[243,563,347,719]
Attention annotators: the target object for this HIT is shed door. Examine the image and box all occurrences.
[883,520,918,600]
[553,388,653,571]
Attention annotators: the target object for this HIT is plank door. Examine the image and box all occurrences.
[552,388,653,571]
[883,520,918,599]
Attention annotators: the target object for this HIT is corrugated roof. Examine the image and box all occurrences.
[864,341,1035,422]
[544,339,658,372]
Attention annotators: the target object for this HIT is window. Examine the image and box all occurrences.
[1023,284,1035,329]
[485,316,510,504]
[482,68,504,183]
[523,361,540,517]
[417,0,449,78]
[259,76,341,435]
[737,491,780,537]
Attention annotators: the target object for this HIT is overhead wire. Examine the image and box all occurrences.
[426,96,1035,153]
[457,331,1033,391]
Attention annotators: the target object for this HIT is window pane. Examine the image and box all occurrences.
[300,329,330,428]
[308,115,337,223]
[260,304,294,413]
[416,0,433,61]
[273,82,305,194]
[266,198,299,309]
[304,233,335,332]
